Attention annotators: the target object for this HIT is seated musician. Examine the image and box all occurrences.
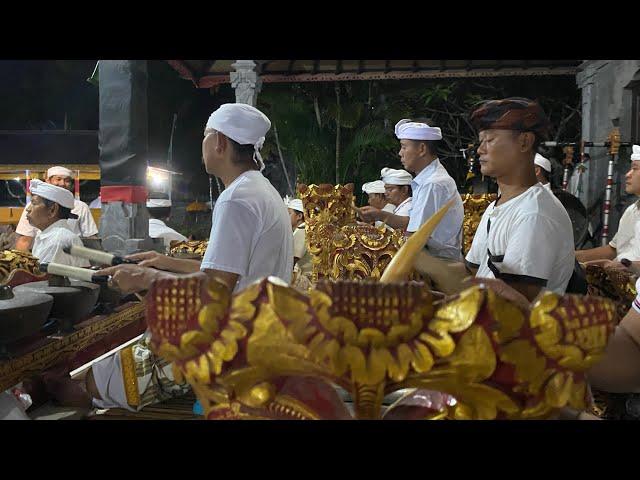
[534,153,552,190]
[285,197,312,285]
[445,98,575,300]
[361,180,395,229]
[25,180,90,267]
[15,166,99,252]
[41,103,293,412]
[587,275,640,418]
[146,198,188,253]
[359,167,413,232]
[576,145,640,269]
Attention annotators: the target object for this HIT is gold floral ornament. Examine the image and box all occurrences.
[146,272,618,420]
[585,264,636,321]
[0,249,43,285]
[461,193,497,255]
[169,240,209,259]
[297,183,405,283]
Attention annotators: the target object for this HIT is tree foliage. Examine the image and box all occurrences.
[257,76,581,203]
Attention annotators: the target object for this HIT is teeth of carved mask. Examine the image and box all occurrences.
[380,198,455,284]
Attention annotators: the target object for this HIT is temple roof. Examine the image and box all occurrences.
[167,60,581,88]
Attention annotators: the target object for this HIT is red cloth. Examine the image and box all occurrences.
[100,186,147,203]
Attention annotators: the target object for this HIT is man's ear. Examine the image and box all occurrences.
[50,202,60,218]
[521,132,536,152]
[217,132,228,153]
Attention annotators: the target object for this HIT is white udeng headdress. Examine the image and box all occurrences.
[206,103,272,171]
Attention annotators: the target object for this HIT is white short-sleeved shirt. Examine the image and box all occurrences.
[292,223,313,277]
[407,159,464,260]
[31,219,91,267]
[16,199,99,238]
[465,184,575,294]
[375,203,397,228]
[201,170,293,292]
[610,201,640,262]
[393,197,412,217]
[148,219,188,252]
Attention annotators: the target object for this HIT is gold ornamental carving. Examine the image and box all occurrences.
[461,194,497,255]
[145,274,617,420]
[298,183,405,283]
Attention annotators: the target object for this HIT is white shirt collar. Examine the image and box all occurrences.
[411,158,441,187]
[149,218,167,226]
[38,219,72,239]
[394,197,412,210]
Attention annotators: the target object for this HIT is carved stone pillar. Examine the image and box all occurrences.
[98,60,163,256]
[230,60,262,106]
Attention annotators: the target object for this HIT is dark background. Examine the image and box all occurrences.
[0,60,236,203]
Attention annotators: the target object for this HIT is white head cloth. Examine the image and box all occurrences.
[29,179,75,209]
[534,153,552,172]
[381,167,413,185]
[632,145,640,161]
[362,180,386,194]
[284,196,304,213]
[47,166,74,179]
[394,119,442,141]
[147,198,172,208]
[206,103,272,172]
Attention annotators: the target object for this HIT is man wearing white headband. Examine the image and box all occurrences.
[45,103,294,414]
[285,196,312,287]
[391,118,463,260]
[359,167,413,231]
[361,180,396,228]
[577,145,640,267]
[534,153,552,190]
[146,198,188,252]
[25,179,89,267]
[15,166,98,251]
[98,103,292,293]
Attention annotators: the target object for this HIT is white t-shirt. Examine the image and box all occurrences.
[16,199,99,238]
[633,278,640,314]
[393,197,413,217]
[31,219,90,267]
[292,223,312,278]
[200,170,293,292]
[465,184,575,294]
[375,203,397,228]
[407,159,464,260]
[148,219,188,252]
[610,201,640,262]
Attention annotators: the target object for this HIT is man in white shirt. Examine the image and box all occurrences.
[391,118,464,260]
[361,180,395,213]
[360,180,396,229]
[15,166,99,251]
[146,198,188,252]
[576,145,640,268]
[535,153,552,190]
[359,167,413,232]
[43,104,294,413]
[286,197,311,274]
[25,180,90,267]
[461,97,575,299]
[97,103,293,294]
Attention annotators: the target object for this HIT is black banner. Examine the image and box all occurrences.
[98,60,148,187]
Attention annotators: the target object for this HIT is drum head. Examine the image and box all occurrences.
[552,189,589,248]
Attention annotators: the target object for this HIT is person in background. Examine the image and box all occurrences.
[147,198,188,252]
[15,166,98,251]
